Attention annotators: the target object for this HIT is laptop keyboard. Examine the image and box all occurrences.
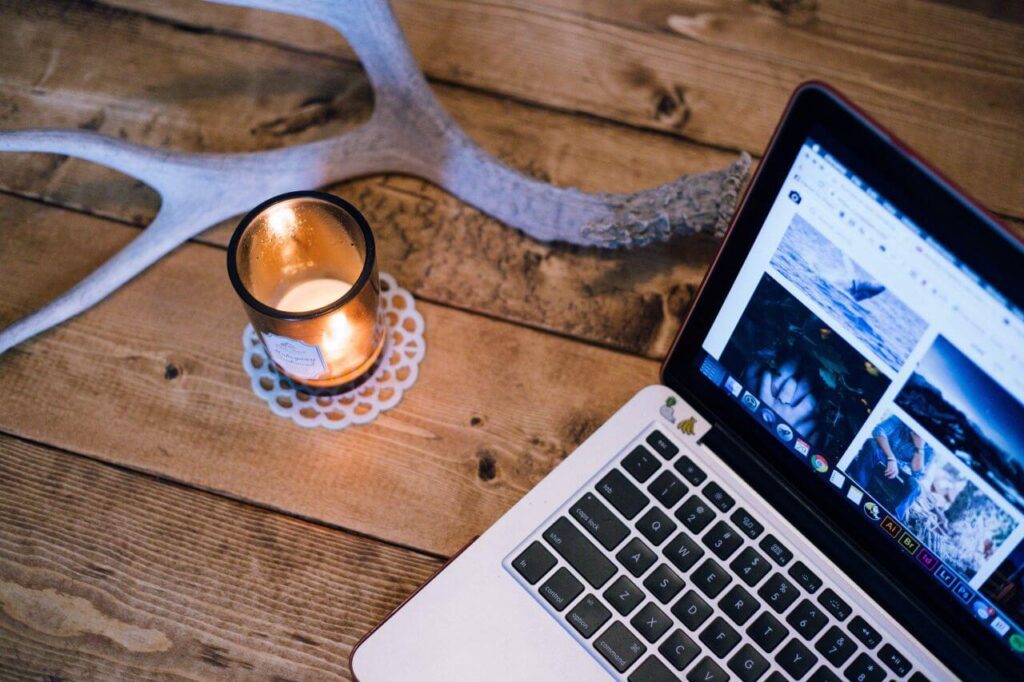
[504,425,927,681]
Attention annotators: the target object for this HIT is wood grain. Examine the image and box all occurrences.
[105,0,1024,219]
[0,0,735,358]
[0,433,441,681]
[0,191,658,557]
[532,0,1023,78]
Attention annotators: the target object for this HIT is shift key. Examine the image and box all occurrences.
[544,517,617,588]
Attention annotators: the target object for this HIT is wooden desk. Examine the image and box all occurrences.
[0,1,1020,678]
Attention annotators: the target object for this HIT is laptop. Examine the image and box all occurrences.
[350,83,1024,681]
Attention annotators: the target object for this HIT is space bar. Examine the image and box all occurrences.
[542,517,616,588]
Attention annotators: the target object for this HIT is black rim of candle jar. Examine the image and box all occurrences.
[226,190,377,321]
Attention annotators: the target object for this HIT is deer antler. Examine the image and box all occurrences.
[0,0,749,357]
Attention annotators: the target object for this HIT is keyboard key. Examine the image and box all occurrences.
[672,590,712,631]
[786,599,828,639]
[511,541,556,584]
[594,621,647,673]
[776,638,817,679]
[646,430,679,459]
[660,629,700,670]
[758,573,798,613]
[687,657,728,682]
[674,455,707,486]
[731,547,771,586]
[566,593,611,639]
[843,653,885,682]
[818,588,852,621]
[878,643,913,676]
[702,520,744,559]
[570,493,630,550]
[648,470,688,508]
[702,481,735,512]
[788,561,823,593]
[728,644,770,682]
[766,674,787,682]
[747,611,788,653]
[809,667,842,682]
[597,469,650,520]
[730,507,765,539]
[539,567,583,612]
[676,496,716,533]
[692,558,732,598]
[700,616,741,657]
[604,575,645,616]
[720,584,759,626]
[617,537,658,577]
[848,615,882,648]
[629,656,677,682]
[643,563,685,604]
[758,534,793,566]
[636,507,677,546]
[647,630,696,675]
[543,518,617,588]
[663,532,705,572]
[623,445,661,483]
[909,673,930,682]
[815,625,857,667]
[631,602,672,643]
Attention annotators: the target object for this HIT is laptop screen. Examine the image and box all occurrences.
[695,136,1024,660]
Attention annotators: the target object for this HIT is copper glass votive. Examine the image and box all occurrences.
[227,191,385,392]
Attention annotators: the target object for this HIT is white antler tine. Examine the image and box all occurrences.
[0,209,205,357]
[0,129,206,198]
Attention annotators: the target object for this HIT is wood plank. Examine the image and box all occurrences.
[0,192,659,556]
[535,0,1023,78]
[103,0,1024,219]
[0,432,440,680]
[934,0,1024,24]
[0,0,735,358]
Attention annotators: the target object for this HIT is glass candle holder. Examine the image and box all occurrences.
[227,191,385,393]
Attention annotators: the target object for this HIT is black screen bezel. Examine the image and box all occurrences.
[662,82,1024,676]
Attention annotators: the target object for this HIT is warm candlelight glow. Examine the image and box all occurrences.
[275,278,352,313]
[322,309,356,355]
[228,191,384,391]
[274,277,357,358]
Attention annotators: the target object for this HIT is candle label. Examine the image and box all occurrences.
[260,331,328,380]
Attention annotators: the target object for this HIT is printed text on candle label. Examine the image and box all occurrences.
[261,332,328,380]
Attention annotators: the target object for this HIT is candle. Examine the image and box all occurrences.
[275,278,352,313]
[227,192,384,392]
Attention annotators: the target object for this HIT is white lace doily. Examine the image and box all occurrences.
[242,273,425,430]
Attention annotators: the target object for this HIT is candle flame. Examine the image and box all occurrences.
[322,311,355,356]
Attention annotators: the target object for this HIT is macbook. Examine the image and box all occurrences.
[351,83,1024,681]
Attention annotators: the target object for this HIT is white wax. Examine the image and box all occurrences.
[276,277,351,312]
